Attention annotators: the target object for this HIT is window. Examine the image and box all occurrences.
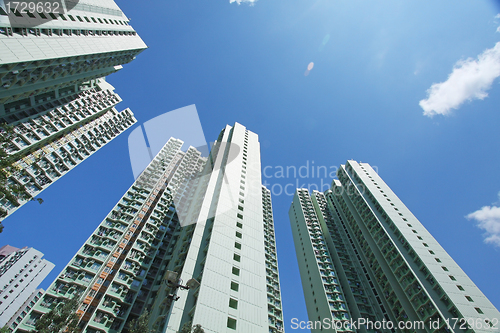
[237,213,243,219]
[239,198,244,204]
[475,308,484,314]
[417,236,423,240]
[233,254,241,262]
[236,222,242,229]
[429,250,435,255]
[236,231,242,239]
[442,266,449,272]
[229,298,238,309]
[238,205,244,211]
[231,282,239,291]
[235,242,241,250]
[457,285,465,291]
[227,317,237,330]
[232,267,240,276]
[412,230,417,233]
[423,243,429,247]
[435,258,441,263]
[466,296,474,302]
[449,275,456,281]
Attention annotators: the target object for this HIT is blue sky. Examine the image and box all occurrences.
[4,0,500,331]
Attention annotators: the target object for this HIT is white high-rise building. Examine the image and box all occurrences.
[0,0,147,117]
[159,123,284,333]
[18,123,284,333]
[0,245,54,328]
[6,288,44,331]
[289,160,500,333]
[0,78,137,220]
[0,0,145,221]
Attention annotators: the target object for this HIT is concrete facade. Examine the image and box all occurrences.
[17,123,284,333]
[0,0,145,221]
[290,160,500,333]
[0,0,147,110]
[0,78,137,220]
[0,246,54,328]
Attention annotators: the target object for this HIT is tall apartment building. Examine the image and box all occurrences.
[0,0,147,116]
[17,123,284,333]
[290,160,500,333]
[0,78,137,220]
[0,0,146,220]
[6,288,44,332]
[0,245,54,328]
[156,123,284,333]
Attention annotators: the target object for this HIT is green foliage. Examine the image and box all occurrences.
[32,295,80,333]
[127,310,152,333]
[179,321,205,333]
[0,123,43,231]
[192,324,204,333]
[0,326,11,333]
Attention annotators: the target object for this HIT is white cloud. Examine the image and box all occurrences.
[230,0,257,5]
[419,42,500,117]
[466,205,500,247]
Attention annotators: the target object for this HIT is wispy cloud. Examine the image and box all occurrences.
[466,196,500,247]
[419,42,500,117]
[230,0,257,5]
